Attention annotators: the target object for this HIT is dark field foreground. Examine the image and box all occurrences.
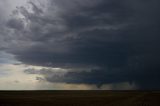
[0,91,159,106]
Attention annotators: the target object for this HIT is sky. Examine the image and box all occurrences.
[0,0,159,90]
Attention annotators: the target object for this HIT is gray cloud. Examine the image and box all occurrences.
[1,0,160,89]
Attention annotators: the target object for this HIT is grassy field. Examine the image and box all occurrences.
[0,91,159,106]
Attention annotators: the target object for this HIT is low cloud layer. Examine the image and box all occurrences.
[0,0,160,89]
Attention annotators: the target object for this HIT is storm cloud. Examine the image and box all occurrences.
[1,0,160,89]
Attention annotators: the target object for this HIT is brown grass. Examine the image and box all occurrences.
[0,91,159,106]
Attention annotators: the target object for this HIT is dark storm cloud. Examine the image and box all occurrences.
[8,0,134,68]
[7,18,24,30]
[3,0,160,89]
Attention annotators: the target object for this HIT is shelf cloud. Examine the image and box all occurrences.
[0,0,160,89]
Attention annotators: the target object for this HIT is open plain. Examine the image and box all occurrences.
[0,91,159,106]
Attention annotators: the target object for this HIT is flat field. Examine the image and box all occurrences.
[0,91,159,106]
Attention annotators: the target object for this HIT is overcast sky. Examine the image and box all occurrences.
[0,0,159,90]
